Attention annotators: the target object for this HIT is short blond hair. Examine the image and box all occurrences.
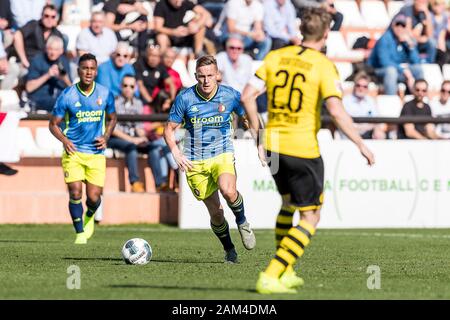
[300,8,332,42]
[196,55,217,70]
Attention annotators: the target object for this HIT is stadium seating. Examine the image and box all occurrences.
[35,127,64,156]
[422,64,444,92]
[16,127,53,157]
[57,25,82,52]
[326,31,365,61]
[0,90,20,111]
[376,95,403,117]
[345,31,371,49]
[335,62,353,82]
[360,1,390,29]
[387,0,405,19]
[1,122,178,224]
[442,64,450,80]
[334,1,366,28]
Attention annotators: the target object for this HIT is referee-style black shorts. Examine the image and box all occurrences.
[267,150,324,211]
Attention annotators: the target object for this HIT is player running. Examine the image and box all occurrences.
[164,55,256,263]
[49,53,117,244]
[241,8,375,293]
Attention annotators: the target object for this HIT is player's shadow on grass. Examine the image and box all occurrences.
[63,257,123,262]
[108,284,253,293]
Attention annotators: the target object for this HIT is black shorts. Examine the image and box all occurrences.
[267,150,324,211]
[169,35,194,49]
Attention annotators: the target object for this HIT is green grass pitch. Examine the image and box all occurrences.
[1,224,450,299]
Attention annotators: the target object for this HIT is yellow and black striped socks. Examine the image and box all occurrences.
[275,206,296,248]
[211,219,235,251]
[265,220,316,278]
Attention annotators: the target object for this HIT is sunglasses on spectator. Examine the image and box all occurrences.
[395,22,406,27]
[123,84,135,88]
[227,46,244,51]
[415,88,427,92]
[44,14,57,19]
[355,83,368,89]
[115,53,129,58]
[441,88,450,93]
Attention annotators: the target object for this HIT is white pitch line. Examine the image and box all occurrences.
[104,228,450,239]
[319,231,450,240]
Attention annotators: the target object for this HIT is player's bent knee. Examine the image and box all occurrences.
[87,193,101,204]
[219,186,237,202]
[301,210,321,227]
[69,191,82,200]
[68,187,82,200]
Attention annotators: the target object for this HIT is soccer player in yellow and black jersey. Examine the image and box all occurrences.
[241,8,375,294]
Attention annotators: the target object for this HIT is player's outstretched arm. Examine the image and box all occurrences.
[325,97,375,166]
[163,121,193,172]
[49,115,76,155]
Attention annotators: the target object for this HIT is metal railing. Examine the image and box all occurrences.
[22,113,450,125]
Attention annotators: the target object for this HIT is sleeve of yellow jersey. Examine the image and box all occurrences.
[319,59,343,100]
[254,52,271,81]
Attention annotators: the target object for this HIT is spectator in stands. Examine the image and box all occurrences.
[220,0,271,60]
[398,79,442,139]
[342,72,387,139]
[0,0,14,48]
[13,4,65,70]
[152,47,183,99]
[430,80,450,138]
[154,0,213,57]
[198,0,226,24]
[0,33,19,90]
[430,0,449,67]
[0,0,13,29]
[162,48,183,92]
[368,14,424,95]
[143,89,179,191]
[216,34,253,92]
[103,0,151,54]
[96,41,135,97]
[76,11,118,65]
[293,0,343,31]
[10,0,46,29]
[263,0,301,50]
[107,75,147,193]
[133,44,176,107]
[25,35,72,113]
[397,0,436,63]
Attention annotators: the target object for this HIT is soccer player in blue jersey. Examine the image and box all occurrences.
[49,53,117,244]
[164,55,256,263]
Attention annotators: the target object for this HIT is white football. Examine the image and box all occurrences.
[121,238,152,265]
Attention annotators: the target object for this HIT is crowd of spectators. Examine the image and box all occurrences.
[2,0,450,185]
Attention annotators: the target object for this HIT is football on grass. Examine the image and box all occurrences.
[122,238,152,265]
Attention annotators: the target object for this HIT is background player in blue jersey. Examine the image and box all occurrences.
[49,54,117,244]
[164,55,256,263]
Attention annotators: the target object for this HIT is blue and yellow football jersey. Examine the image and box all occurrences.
[168,85,245,161]
[52,82,115,155]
